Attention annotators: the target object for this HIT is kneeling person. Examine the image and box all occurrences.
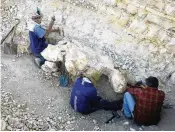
[123,76,165,125]
[28,7,60,67]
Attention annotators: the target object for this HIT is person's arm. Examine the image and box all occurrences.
[45,16,56,37]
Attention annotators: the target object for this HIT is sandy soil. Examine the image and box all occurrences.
[1,53,175,131]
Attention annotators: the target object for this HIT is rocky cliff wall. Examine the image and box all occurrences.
[1,0,175,91]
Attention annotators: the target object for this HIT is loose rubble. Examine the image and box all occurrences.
[0,91,77,131]
[1,54,175,131]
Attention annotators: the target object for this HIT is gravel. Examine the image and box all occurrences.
[1,54,175,131]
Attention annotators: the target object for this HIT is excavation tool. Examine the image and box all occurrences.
[59,50,69,87]
[105,111,121,124]
[1,18,20,54]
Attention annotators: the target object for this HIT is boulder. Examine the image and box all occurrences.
[41,44,62,62]
[109,70,127,93]
[41,61,58,73]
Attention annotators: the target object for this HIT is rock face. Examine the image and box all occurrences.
[1,0,175,92]
[41,39,127,93]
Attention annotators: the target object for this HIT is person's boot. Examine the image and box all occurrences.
[34,58,41,68]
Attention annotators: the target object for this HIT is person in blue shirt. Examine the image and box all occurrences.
[28,7,60,67]
[70,76,123,114]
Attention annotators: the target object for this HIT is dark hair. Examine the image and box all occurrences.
[32,16,42,20]
[145,76,159,88]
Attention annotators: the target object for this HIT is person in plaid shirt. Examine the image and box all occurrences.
[123,76,165,125]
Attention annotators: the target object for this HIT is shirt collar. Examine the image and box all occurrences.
[28,20,40,32]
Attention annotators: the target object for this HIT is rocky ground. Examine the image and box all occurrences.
[1,53,175,131]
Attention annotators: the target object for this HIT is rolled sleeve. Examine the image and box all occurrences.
[34,25,46,38]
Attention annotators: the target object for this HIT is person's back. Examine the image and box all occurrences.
[127,87,165,125]
[124,76,165,125]
[70,77,99,114]
[29,28,47,55]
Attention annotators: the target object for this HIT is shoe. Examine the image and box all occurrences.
[34,58,41,68]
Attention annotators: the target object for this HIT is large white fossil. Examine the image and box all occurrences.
[41,39,127,93]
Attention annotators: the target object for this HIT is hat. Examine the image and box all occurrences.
[31,7,43,19]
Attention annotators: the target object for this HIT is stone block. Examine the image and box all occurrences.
[107,10,122,24]
[168,38,175,45]
[101,0,117,6]
[147,0,165,12]
[165,3,175,17]
[162,19,175,29]
[132,0,147,5]
[118,12,130,26]
[106,7,118,15]
[129,19,147,34]
[137,8,148,19]
[145,14,163,26]
[146,24,161,38]
[126,4,138,15]
[157,30,168,42]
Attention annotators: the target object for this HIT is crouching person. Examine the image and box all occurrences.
[123,76,165,125]
[28,7,60,68]
[70,77,123,114]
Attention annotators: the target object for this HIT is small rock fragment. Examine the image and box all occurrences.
[81,116,85,119]
[130,127,136,131]
[123,121,129,125]
[67,121,71,124]
[93,119,97,124]
[1,119,6,130]
[94,126,100,130]
[49,128,56,131]
[6,126,12,131]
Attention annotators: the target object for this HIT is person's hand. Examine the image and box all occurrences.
[51,16,55,21]
[55,27,60,32]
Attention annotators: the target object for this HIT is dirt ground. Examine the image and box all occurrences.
[1,53,175,131]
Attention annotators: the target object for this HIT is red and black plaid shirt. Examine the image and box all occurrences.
[127,87,165,125]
